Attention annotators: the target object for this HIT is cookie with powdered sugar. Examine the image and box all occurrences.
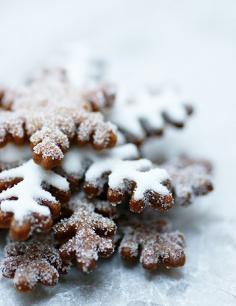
[1,234,69,292]
[0,159,70,240]
[84,157,174,213]
[118,216,186,271]
[60,143,139,189]
[108,87,193,144]
[60,143,173,213]
[161,155,213,206]
[0,68,117,169]
[54,194,117,273]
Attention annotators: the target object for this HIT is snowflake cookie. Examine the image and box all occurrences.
[1,68,115,112]
[84,158,174,213]
[108,87,193,144]
[61,143,139,189]
[60,143,173,213]
[162,155,213,206]
[0,69,117,169]
[54,195,117,273]
[118,218,186,270]
[0,159,70,240]
[1,235,68,292]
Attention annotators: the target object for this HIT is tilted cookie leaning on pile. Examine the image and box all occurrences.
[0,67,213,292]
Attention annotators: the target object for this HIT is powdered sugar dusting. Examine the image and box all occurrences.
[54,195,116,273]
[1,236,64,291]
[119,219,185,270]
[0,70,117,167]
[0,111,25,143]
[140,231,185,268]
[3,68,86,111]
[0,107,116,166]
[162,155,213,205]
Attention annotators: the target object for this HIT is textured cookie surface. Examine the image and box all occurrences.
[61,143,139,188]
[54,194,117,273]
[0,69,117,169]
[84,157,174,213]
[162,155,213,205]
[118,217,186,270]
[1,235,68,292]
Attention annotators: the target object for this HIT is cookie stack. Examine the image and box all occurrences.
[0,66,213,292]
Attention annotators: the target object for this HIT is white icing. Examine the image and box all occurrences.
[86,158,170,200]
[62,143,169,201]
[109,88,189,138]
[0,160,69,221]
[62,144,139,175]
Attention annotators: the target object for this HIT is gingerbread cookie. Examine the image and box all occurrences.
[54,195,117,273]
[108,88,193,144]
[61,143,173,213]
[1,235,68,292]
[0,69,117,169]
[60,143,139,189]
[29,68,116,112]
[118,217,185,270]
[0,68,80,110]
[162,155,213,206]
[0,159,70,240]
[84,158,173,213]
[62,144,173,212]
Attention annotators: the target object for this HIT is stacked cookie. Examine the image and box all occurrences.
[0,67,213,292]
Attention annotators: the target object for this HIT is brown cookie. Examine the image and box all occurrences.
[54,194,117,273]
[1,235,69,292]
[60,143,139,190]
[108,88,193,144]
[83,158,173,213]
[162,155,213,206]
[0,69,117,169]
[60,144,173,213]
[118,217,186,270]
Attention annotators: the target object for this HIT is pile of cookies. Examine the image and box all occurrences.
[0,67,213,292]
